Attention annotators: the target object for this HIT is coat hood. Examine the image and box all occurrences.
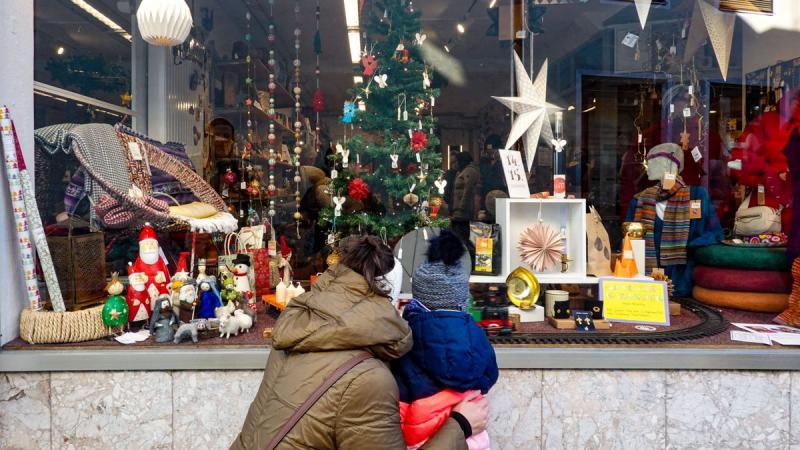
[271,264,412,361]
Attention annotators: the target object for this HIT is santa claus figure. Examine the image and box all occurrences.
[126,269,151,324]
[127,223,170,322]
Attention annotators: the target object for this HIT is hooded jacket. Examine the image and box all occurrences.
[393,300,499,403]
[230,264,468,450]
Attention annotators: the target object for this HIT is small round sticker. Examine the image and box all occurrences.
[635,325,657,331]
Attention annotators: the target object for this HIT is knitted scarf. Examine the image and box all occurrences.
[634,178,691,268]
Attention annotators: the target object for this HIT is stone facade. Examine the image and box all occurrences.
[1,370,796,449]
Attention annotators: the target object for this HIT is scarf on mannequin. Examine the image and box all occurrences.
[634,177,691,269]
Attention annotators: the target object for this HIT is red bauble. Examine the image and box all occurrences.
[223,169,238,186]
[348,178,370,202]
[312,88,325,113]
[411,130,428,152]
[405,163,418,174]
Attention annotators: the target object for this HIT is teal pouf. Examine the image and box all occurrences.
[694,245,788,271]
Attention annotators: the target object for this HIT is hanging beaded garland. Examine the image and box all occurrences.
[266,0,277,220]
[292,0,303,231]
[313,0,322,153]
[243,2,256,222]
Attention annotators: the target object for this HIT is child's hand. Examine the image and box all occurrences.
[453,391,489,435]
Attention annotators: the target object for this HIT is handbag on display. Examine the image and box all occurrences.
[586,205,613,276]
[733,193,782,237]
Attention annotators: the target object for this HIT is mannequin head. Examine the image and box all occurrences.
[646,143,684,182]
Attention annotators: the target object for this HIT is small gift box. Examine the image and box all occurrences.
[553,300,572,319]
[584,299,604,320]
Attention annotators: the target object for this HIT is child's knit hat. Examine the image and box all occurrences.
[412,230,469,312]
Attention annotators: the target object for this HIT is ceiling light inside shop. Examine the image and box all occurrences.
[489,0,497,8]
[344,0,359,27]
[444,44,450,53]
[348,30,361,63]
[71,0,132,42]
[457,23,465,33]
[56,46,65,55]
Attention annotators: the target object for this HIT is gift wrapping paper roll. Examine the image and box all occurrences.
[693,265,792,293]
[1,109,40,310]
[694,244,788,271]
[692,285,789,313]
[545,290,569,318]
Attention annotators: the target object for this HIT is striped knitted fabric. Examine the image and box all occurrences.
[634,179,691,268]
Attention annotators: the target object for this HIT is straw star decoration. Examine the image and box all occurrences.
[493,53,558,171]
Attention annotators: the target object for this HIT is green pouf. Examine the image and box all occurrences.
[694,245,788,271]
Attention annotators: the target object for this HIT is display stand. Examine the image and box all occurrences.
[470,198,594,284]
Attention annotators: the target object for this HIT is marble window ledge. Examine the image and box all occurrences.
[2,346,800,372]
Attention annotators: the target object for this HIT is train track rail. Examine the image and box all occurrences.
[489,298,729,345]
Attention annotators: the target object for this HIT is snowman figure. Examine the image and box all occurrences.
[229,254,255,310]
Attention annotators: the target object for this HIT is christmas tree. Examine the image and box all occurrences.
[318,0,448,239]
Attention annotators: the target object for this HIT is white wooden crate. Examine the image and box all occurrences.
[470,198,592,284]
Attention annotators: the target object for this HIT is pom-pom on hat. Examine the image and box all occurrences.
[412,230,469,312]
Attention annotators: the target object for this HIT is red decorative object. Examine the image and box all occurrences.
[223,169,238,186]
[245,98,253,106]
[395,48,410,64]
[361,55,378,76]
[348,178,370,201]
[411,130,428,152]
[312,88,325,113]
[405,163,418,174]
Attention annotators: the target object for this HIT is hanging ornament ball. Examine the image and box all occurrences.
[294,211,303,220]
[313,89,325,113]
[251,180,260,190]
[411,130,429,152]
[268,184,276,193]
[245,98,253,106]
[293,59,301,67]
[348,178,370,201]
[294,146,302,154]
[223,169,238,186]
[268,133,276,143]
[326,250,341,266]
[430,196,444,208]
[102,295,129,328]
[136,0,193,47]
[403,192,420,207]
[405,163,418,174]
[294,175,302,183]
[246,186,255,195]
[293,86,302,95]
[269,82,276,92]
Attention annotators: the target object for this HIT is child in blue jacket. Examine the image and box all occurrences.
[392,230,499,449]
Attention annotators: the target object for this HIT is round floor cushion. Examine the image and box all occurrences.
[693,265,792,293]
[693,285,789,313]
[694,245,788,271]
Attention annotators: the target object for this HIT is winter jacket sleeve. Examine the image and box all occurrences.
[335,366,467,450]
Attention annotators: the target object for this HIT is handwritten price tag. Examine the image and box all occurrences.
[600,278,670,326]
[498,149,530,198]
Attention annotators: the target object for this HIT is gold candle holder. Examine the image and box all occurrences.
[622,222,645,239]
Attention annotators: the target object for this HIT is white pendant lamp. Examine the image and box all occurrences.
[136,0,193,47]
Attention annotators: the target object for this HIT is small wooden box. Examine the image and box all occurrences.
[548,317,611,330]
[669,301,681,316]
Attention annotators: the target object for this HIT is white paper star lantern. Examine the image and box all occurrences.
[136,0,193,47]
[684,0,736,80]
[635,0,652,29]
[493,53,558,171]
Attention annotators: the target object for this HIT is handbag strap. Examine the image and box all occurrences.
[265,352,373,450]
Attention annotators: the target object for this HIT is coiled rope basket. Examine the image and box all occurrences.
[19,306,110,344]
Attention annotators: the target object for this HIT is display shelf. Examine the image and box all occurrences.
[485,198,588,283]
[470,273,599,284]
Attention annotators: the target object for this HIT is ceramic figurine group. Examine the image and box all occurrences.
[100,223,256,343]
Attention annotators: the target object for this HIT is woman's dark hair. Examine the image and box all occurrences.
[455,151,473,169]
[338,235,395,297]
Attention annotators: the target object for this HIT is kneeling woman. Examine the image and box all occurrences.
[231,235,488,450]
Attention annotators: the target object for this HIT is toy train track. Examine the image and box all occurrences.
[489,298,729,345]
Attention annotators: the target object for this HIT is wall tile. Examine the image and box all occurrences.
[0,373,51,450]
[666,371,790,450]
[541,370,665,450]
[488,370,543,450]
[50,371,172,450]
[173,370,262,450]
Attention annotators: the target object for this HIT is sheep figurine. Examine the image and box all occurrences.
[173,322,199,344]
[215,299,236,319]
[234,309,254,334]
[219,312,240,339]
[241,305,256,324]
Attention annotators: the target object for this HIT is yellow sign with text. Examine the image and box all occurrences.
[600,278,670,326]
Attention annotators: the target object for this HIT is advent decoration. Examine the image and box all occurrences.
[136,0,193,47]
[685,0,735,81]
[518,223,564,273]
[493,53,557,171]
[634,0,652,29]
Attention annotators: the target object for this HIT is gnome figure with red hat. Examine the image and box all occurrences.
[278,236,294,282]
[126,223,171,326]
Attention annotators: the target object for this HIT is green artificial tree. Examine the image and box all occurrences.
[318,0,449,240]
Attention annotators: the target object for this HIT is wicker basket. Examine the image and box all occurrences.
[46,232,107,310]
[19,306,110,344]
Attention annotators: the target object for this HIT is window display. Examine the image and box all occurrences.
[7,0,800,357]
